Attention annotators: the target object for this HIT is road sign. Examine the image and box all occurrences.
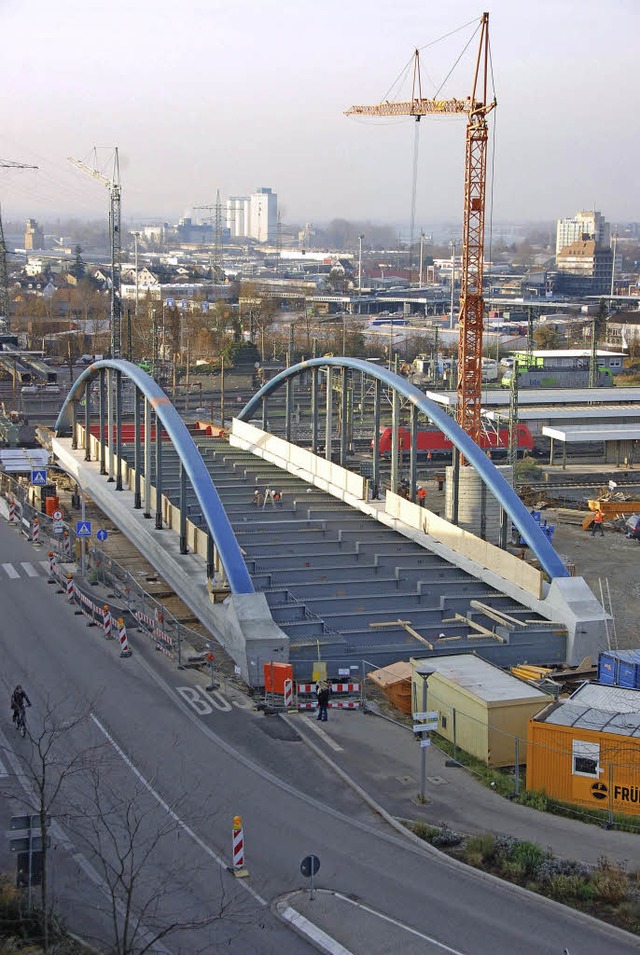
[420,738,431,748]
[10,814,48,831]
[414,710,439,722]
[96,529,108,542]
[31,469,47,486]
[9,836,47,853]
[300,855,320,878]
[52,509,63,522]
[75,521,92,537]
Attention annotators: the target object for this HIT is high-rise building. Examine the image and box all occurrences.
[25,218,44,251]
[225,187,278,243]
[556,210,610,256]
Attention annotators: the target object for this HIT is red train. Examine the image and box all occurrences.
[377,424,534,458]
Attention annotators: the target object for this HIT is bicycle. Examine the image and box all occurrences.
[15,705,27,738]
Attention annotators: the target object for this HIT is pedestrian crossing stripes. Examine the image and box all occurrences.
[0,561,50,580]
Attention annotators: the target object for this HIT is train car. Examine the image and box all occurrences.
[377,423,534,459]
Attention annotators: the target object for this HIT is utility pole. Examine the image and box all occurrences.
[195,191,224,281]
[508,369,519,468]
[419,231,426,287]
[68,149,122,357]
[449,240,457,330]
[358,233,364,294]
[610,233,618,302]
[0,160,38,328]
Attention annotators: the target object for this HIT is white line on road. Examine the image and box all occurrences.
[39,561,51,574]
[333,892,466,954]
[300,715,343,752]
[20,562,39,577]
[0,756,8,778]
[90,713,267,906]
[1,562,19,578]
[279,906,355,955]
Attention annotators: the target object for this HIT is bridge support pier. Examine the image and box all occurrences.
[99,370,107,476]
[133,388,142,509]
[155,411,163,530]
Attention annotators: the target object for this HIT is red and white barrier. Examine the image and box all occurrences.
[32,517,41,547]
[8,499,15,524]
[48,550,56,580]
[117,618,132,658]
[63,531,71,557]
[283,678,293,709]
[297,682,361,694]
[102,605,112,639]
[232,815,248,878]
[66,574,74,601]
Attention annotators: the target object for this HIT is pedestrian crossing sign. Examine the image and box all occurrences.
[76,521,92,537]
[31,469,47,486]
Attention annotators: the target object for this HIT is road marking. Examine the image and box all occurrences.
[279,906,355,954]
[20,562,39,577]
[176,686,214,714]
[208,689,232,712]
[333,891,466,953]
[1,563,19,578]
[91,714,267,906]
[301,715,343,752]
[0,756,7,778]
[39,560,51,573]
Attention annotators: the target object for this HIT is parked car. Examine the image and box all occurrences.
[626,515,640,542]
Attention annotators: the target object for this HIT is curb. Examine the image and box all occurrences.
[282,712,640,947]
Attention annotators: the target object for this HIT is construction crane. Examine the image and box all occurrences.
[0,160,38,328]
[67,148,122,357]
[346,13,496,447]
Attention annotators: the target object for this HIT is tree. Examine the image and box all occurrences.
[533,325,562,350]
[0,700,99,954]
[70,246,86,282]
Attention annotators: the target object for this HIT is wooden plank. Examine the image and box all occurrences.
[470,600,521,629]
[399,622,433,650]
[368,619,412,629]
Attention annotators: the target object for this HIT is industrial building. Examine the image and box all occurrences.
[527,682,640,817]
[411,654,552,767]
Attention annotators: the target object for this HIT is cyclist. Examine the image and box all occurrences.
[11,685,31,727]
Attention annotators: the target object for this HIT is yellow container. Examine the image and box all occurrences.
[312,662,328,683]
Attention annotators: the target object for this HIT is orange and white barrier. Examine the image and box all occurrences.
[232,815,248,878]
[102,605,112,639]
[48,550,56,580]
[117,618,132,658]
[32,517,41,546]
[8,499,15,524]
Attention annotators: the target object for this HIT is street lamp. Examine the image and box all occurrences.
[358,233,364,293]
[414,666,435,804]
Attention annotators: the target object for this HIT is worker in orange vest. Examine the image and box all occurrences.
[417,485,427,507]
[591,509,604,538]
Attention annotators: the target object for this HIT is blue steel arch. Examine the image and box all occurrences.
[238,357,569,581]
[54,359,255,594]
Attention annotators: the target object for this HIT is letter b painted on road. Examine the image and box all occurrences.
[176,686,213,715]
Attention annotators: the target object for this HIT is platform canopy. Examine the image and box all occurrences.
[542,425,640,443]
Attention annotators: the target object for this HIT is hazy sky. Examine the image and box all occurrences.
[0,0,637,232]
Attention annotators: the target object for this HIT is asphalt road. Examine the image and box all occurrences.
[0,519,637,954]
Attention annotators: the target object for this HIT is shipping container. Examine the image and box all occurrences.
[411,655,551,767]
[597,649,640,690]
[527,683,640,816]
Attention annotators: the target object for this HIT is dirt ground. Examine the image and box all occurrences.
[546,509,640,650]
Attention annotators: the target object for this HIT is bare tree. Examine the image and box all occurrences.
[66,770,254,955]
[0,700,101,953]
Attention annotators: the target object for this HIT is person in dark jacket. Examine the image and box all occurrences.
[315,680,331,721]
[11,685,31,724]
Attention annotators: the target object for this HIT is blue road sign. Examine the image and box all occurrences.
[76,521,92,537]
[31,469,47,486]
[96,529,108,542]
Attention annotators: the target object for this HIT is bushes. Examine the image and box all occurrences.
[407,825,640,934]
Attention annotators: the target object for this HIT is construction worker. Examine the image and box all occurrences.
[591,508,605,538]
[417,485,427,507]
